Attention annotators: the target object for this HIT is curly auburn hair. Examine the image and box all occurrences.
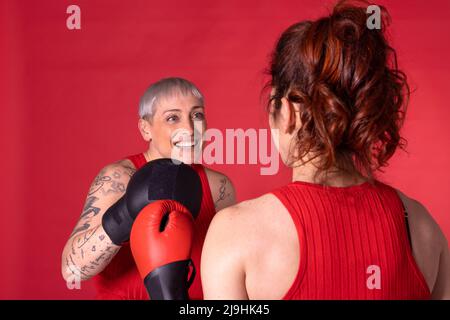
[265,0,409,183]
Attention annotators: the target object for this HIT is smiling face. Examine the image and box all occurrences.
[139,92,206,164]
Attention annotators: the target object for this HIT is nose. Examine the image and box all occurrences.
[182,117,195,136]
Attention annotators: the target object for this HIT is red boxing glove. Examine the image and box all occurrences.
[130,199,195,300]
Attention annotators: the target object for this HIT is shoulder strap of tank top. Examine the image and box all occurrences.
[400,200,413,249]
[126,153,147,170]
[270,185,304,230]
[380,181,413,250]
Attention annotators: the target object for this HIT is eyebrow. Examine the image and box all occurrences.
[163,108,181,114]
[162,106,204,114]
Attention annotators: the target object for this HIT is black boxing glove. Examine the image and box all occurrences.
[101,158,202,245]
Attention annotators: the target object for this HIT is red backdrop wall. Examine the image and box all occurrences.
[1,0,449,299]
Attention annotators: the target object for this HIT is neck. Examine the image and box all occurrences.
[143,148,161,163]
[291,162,367,187]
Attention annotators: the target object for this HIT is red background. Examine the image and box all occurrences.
[1,0,449,299]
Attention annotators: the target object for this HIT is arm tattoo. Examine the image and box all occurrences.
[78,246,119,280]
[125,167,136,178]
[214,178,231,209]
[80,196,100,219]
[75,226,100,248]
[67,164,130,264]
[100,177,126,196]
[69,196,99,238]
[67,254,91,280]
[70,225,98,259]
[112,171,121,179]
[65,166,132,280]
[88,167,129,197]
[66,239,119,280]
[88,174,111,196]
[70,221,90,238]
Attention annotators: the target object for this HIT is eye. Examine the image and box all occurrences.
[270,96,281,110]
[192,112,205,121]
[166,114,179,123]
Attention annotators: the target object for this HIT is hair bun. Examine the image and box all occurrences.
[332,19,362,43]
[330,4,368,44]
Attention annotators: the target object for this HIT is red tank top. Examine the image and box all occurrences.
[94,153,216,300]
[271,179,430,300]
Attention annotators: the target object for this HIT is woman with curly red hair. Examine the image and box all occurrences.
[201,0,449,299]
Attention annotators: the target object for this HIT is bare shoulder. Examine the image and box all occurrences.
[203,167,234,187]
[203,167,236,210]
[203,196,261,267]
[395,188,448,292]
[223,193,281,216]
[202,194,276,299]
[207,193,283,248]
[97,159,136,180]
[86,159,136,196]
[115,158,137,176]
[202,193,298,298]
[395,189,446,246]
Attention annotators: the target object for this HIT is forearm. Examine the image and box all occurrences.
[62,162,136,282]
[62,224,120,281]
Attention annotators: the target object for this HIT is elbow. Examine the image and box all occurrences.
[61,267,72,284]
[61,253,76,283]
[61,260,94,284]
[61,250,92,284]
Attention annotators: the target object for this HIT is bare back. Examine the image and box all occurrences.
[236,189,449,299]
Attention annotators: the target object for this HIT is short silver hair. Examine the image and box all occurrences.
[138,77,204,119]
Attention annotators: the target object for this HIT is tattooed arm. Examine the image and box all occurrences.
[205,169,236,212]
[61,161,136,282]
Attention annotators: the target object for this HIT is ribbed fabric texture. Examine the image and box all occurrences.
[272,179,430,300]
[94,154,216,300]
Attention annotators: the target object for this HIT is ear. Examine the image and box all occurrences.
[138,118,152,142]
[279,97,298,134]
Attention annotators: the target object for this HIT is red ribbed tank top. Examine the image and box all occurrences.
[94,153,216,300]
[271,179,430,300]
